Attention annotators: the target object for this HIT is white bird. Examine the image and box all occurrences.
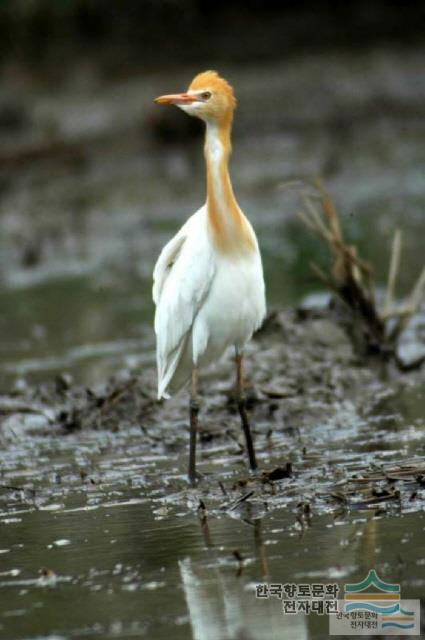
[153,71,266,482]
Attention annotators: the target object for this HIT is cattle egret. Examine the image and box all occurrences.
[153,71,266,482]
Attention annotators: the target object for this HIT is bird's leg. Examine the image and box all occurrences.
[235,350,257,471]
[188,368,200,484]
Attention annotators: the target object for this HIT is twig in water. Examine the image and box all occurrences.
[229,490,255,511]
[385,229,402,316]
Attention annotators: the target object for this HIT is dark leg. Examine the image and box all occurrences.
[235,350,257,471]
[188,368,200,484]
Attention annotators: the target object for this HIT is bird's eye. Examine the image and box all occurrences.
[201,91,212,101]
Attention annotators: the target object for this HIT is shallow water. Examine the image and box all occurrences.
[1,407,424,640]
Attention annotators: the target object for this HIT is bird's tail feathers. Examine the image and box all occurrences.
[157,337,191,399]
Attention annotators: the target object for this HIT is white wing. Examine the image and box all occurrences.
[153,209,215,398]
[152,228,186,306]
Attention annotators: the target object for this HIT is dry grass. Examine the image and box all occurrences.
[298,179,425,371]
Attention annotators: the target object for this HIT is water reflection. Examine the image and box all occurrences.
[0,427,424,639]
[180,518,307,640]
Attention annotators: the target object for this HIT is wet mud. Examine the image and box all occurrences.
[1,305,424,638]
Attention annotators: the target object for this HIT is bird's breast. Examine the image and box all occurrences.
[193,249,266,365]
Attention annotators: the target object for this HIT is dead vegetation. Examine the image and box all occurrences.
[298,179,425,371]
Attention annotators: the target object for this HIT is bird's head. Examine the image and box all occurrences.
[154,71,236,126]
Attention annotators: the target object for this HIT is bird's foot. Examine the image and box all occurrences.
[187,469,204,485]
[248,465,261,480]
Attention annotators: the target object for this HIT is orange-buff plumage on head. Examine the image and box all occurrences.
[189,70,237,127]
[155,70,237,127]
[189,70,237,109]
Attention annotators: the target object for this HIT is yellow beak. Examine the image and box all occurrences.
[154,92,198,105]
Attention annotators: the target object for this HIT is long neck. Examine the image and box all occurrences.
[204,120,254,253]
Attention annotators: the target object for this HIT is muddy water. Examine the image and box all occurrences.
[1,50,425,639]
